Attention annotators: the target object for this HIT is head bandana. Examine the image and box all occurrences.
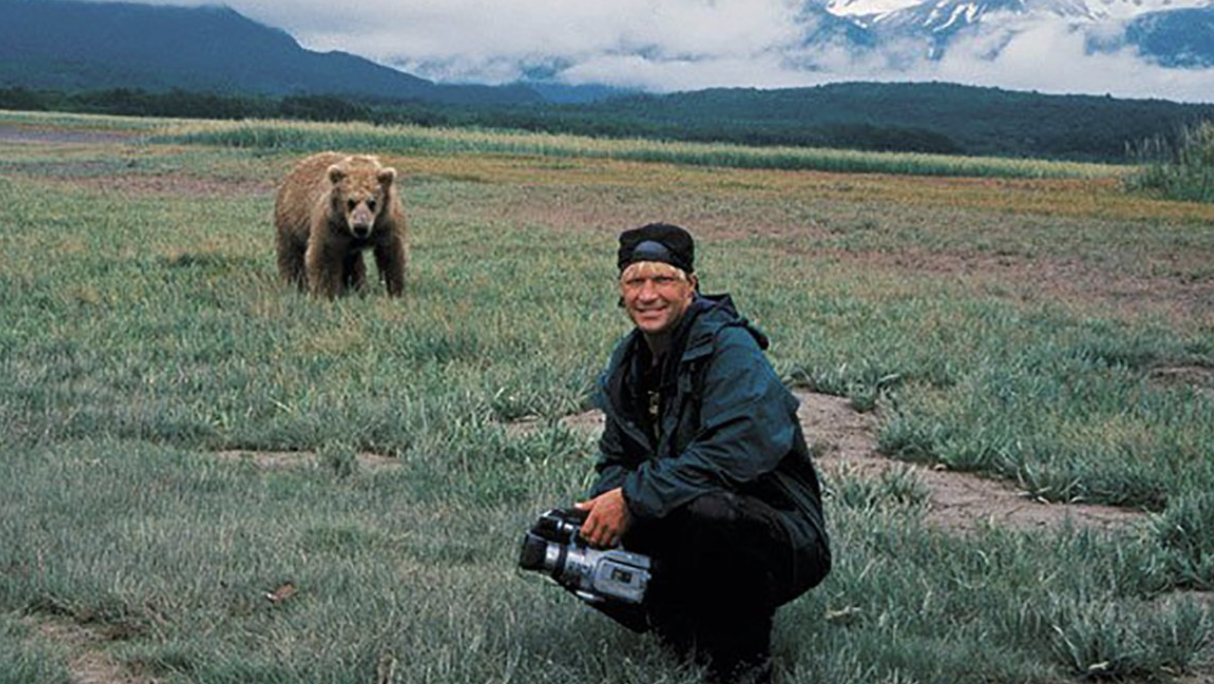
[617,223,695,274]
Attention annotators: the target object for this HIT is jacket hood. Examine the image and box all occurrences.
[684,293,770,354]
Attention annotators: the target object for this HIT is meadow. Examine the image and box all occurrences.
[1,110,1213,683]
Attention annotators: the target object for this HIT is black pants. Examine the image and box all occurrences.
[617,492,825,682]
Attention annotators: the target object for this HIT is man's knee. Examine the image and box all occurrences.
[679,491,742,529]
[646,492,756,554]
[628,491,780,550]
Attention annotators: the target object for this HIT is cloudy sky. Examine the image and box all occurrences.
[87,0,1214,102]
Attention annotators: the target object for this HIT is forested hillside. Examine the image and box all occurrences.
[562,83,1214,160]
[6,80,1212,162]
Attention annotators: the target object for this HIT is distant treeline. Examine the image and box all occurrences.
[0,87,419,125]
[0,86,971,157]
[4,83,1213,163]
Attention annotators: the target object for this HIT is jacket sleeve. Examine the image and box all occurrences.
[587,366,646,498]
[588,410,634,497]
[621,326,797,519]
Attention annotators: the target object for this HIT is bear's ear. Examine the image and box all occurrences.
[328,165,347,185]
[377,168,397,187]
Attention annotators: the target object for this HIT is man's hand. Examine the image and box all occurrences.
[574,488,632,548]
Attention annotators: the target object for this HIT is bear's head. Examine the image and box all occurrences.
[327,156,397,240]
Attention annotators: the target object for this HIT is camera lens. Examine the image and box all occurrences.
[518,533,551,572]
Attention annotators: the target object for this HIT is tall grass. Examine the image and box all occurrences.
[1126,120,1214,203]
[874,314,1214,509]
[1149,491,1214,590]
[159,118,1127,180]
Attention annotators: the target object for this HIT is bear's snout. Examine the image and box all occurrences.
[349,203,376,238]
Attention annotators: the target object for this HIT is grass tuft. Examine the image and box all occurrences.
[1126,120,1214,203]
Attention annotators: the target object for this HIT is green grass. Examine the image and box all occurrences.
[1,110,1213,683]
[4,439,1213,683]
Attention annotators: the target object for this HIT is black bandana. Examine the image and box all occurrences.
[617,223,695,274]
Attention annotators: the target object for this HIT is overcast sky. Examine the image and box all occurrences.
[87,0,1214,102]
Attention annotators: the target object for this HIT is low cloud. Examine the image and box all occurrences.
[930,18,1214,102]
[548,13,1214,102]
[76,0,1214,101]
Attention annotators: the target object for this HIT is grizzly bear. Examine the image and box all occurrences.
[274,152,408,298]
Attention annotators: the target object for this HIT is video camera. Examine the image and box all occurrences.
[518,507,653,629]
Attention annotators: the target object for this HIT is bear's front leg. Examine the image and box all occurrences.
[277,237,308,291]
[305,241,345,299]
[374,236,408,297]
[343,251,368,293]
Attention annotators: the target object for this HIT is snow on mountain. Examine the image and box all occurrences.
[875,0,1098,34]
[823,0,923,19]
[809,0,1214,64]
[1086,0,1212,20]
[821,0,1210,22]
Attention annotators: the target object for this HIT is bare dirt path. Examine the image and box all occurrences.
[0,124,143,146]
[790,390,1146,534]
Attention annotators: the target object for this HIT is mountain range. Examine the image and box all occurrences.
[805,0,1214,67]
[3,0,1212,105]
[0,0,539,105]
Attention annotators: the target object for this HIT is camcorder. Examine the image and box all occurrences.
[518,507,654,631]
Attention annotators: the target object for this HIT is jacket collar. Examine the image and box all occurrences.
[613,292,769,384]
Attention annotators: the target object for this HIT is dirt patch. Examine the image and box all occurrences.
[211,392,1147,535]
[792,389,1147,534]
[0,125,274,197]
[21,165,276,198]
[80,172,275,197]
[1149,365,1214,399]
[211,449,400,473]
[21,615,156,684]
[892,250,1214,325]
[0,124,144,146]
[795,246,1214,327]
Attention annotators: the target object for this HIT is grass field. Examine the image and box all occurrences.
[1,110,1213,683]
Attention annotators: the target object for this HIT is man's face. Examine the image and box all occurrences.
[620,261,697,337]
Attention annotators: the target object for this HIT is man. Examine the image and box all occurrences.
[575,223,831,683]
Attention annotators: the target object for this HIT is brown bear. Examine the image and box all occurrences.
[274,152,408,298]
